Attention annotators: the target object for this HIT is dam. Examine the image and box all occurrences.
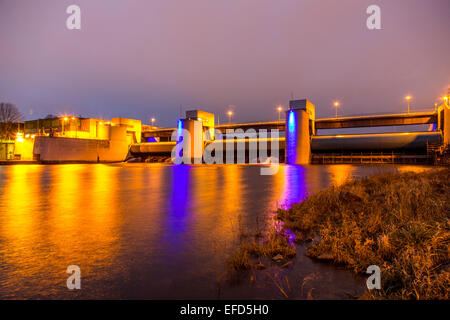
[132,99,450,165]
[4,99,450,165]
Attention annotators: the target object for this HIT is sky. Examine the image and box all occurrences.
[0,0,449,126]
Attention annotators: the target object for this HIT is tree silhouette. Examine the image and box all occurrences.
[0,103,24,140]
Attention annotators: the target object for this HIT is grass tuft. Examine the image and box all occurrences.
[278,168,450,300]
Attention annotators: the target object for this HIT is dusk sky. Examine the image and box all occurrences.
[0,0,449,126]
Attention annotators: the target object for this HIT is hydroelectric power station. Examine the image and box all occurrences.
[131,99,450,165]
[3,99,450,165]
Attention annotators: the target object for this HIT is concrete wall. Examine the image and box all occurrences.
[79,118,110,139]
[285,99,315,164]
[111,118,142,143]
[441,104,450,146]
[33,132,129,163]
[286,109,311,164]
[176,119,203,164]
[185,110,215,140]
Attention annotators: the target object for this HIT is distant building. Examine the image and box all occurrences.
[11,116,143,162]
[24,117,141,143]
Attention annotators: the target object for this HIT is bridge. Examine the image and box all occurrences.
[143,111,437,138]
[133,99,450,164]
[315,111,437,129]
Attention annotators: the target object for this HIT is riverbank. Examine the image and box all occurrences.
[0,160,38,165]
[229,167,449,299]
[0,160,123,165]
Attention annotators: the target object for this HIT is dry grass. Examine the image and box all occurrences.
[227,226,296,273]
[277,168,450,299]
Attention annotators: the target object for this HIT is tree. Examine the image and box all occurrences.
[0,103,24,140]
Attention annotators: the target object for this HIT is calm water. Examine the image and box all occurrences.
[0,163,429,299]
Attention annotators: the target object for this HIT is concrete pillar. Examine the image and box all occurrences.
[285,99,315,164]
[176,119,203,164]
[442,104,450,146]
[286,109,311,164]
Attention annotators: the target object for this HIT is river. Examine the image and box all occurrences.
[0,163,429,299]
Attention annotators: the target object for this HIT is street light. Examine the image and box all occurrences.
[71,117,78,138]
[442,96,449,105]
[16,132,24,143]
[151,117,156,126]
[405,95,412,113]
[333,101,340,118]
[277,105,283,121]
[62,117,68,136]
[227,110,233,124]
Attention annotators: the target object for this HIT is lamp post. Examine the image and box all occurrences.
[71,117,77,138]
[405,95,412,113]
[277,105,283,121]
[333,101,340,118]
[151,117,156,126]
[227,110,233,124]
[62,117,68,136]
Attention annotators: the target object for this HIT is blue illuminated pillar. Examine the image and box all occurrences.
[285,99,314,164]
[175,118,203,164]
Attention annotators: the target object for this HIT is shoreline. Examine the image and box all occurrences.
[228,168,449,299]
[0,160,124,165]
[1,160,447,166]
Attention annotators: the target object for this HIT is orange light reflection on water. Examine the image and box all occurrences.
[327,165,356,186]
[0,165,123,297]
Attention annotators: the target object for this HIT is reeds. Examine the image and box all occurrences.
[277,168,450,299]
[228,168,449,299]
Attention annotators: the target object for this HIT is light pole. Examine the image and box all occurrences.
[151,117,156,126]
[227,110,233,124]
[63,117,68,136]
[71,117,77,138]
[333,101,340,118]
[277,105,283,121]
[405,95,412,113]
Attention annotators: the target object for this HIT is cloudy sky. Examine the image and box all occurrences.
[0,0,449,126]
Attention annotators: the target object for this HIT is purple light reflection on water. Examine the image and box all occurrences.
[168,165,192,234]
[284,228,297,244]
[278,165,309,209]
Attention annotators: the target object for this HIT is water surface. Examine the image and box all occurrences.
[0,163,428,299]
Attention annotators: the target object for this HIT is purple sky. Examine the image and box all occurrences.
[0,0,449,126]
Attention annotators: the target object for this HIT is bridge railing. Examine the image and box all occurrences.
[323,108,437,119]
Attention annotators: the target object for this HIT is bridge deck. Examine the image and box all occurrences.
[316,111,437,129]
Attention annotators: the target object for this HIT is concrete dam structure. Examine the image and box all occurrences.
[134,99,450,165]
[7,98,450,165]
